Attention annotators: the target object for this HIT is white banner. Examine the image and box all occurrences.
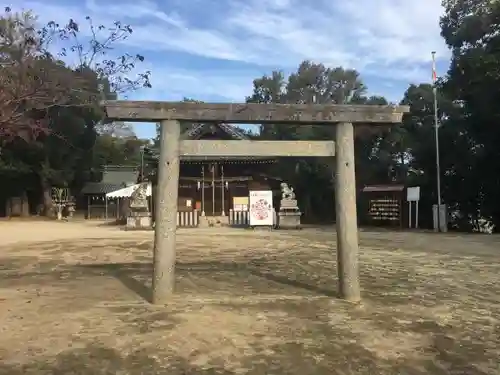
[407,186,421,202]
[249,190,273,226]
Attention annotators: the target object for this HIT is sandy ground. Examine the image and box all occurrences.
[0,221,499,374]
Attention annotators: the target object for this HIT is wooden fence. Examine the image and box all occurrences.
[228,209,277,228]
[229,210,249,227]
[177,210,199,228]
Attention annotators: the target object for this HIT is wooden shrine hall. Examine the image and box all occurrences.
[143,123,282,218]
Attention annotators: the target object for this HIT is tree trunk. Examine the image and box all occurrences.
[21,192,29,217]
[302,192,313,221]
[40,176,53,217]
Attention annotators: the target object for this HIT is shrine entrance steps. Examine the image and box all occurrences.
[197,210,277,228]
[199,215,229,228]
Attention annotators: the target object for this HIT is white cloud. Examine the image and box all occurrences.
[127,65,254,102]
[2,0,449,102]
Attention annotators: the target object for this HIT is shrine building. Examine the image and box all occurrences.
[143,123,284,223]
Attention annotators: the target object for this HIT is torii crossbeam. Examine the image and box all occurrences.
[102,100,409,304]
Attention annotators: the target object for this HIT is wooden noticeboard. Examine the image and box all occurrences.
[362,184,404,228]
[368,198,400,222]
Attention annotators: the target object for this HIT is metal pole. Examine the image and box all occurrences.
[221,165,225,216]
[212,164,215,216]
[140,146,144,182]
[432,51,442,232]
[201,166,205,216]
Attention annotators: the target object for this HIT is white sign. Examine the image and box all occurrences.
[407,186,421,202]
[249,190,273,226]
[233,204,248,212]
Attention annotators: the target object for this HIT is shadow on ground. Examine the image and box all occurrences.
[0,339,490,375]
[0,344,234,375]
[80,260,340,303]
[1,235,499,374]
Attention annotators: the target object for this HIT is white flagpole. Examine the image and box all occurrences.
[432,51,443,232]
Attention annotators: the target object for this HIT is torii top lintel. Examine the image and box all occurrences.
[102,100,410,125]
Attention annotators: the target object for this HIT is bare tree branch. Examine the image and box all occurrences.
[0,7,151,141]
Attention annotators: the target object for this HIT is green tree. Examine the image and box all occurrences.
[439,0,500,230]
[247,60,392,222]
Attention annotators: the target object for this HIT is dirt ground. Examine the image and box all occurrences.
[0,221,499,374]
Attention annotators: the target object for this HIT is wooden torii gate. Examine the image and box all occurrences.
[103,101,409,304]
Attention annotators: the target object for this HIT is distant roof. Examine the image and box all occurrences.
[183,123,250,140]
[81,182,123,195]
[82,165,139,195]
[106,183,152,198]
[102,165,137,171]
[362,184,405,193]
[102,167,138,185]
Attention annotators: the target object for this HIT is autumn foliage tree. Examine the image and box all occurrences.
[0,7,151,216]
[0,7,150,141]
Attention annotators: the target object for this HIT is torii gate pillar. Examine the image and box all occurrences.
[152,120,181,303]
[335,122,359,300]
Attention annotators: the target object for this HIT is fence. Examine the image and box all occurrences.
[228,209,277,228]
[229,209,249,227]
[177,210,199,228]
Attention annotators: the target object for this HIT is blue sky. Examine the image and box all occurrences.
[6,0,449,139]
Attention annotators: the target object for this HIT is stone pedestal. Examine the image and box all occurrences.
[126,211,152,230]
[278,199,301,229]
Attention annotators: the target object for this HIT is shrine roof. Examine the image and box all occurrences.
[182,123,250,140]
[81,182,123,195]
[147,123,276,163]
[362,184,405,193]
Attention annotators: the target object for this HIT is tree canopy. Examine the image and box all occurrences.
[0,7,151,214]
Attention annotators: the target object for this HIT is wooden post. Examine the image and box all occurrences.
[408,202,412,228]
[152,120,181,304]
[415,201,419,229]
[335,122,361,301]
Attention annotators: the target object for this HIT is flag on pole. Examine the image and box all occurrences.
[432,52,437,83]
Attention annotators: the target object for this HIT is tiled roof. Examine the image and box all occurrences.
[102,169,138,185]
[81,165,139,195]
[182,123,250,140]
[142,147,274,163]
[81,182,123,195]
